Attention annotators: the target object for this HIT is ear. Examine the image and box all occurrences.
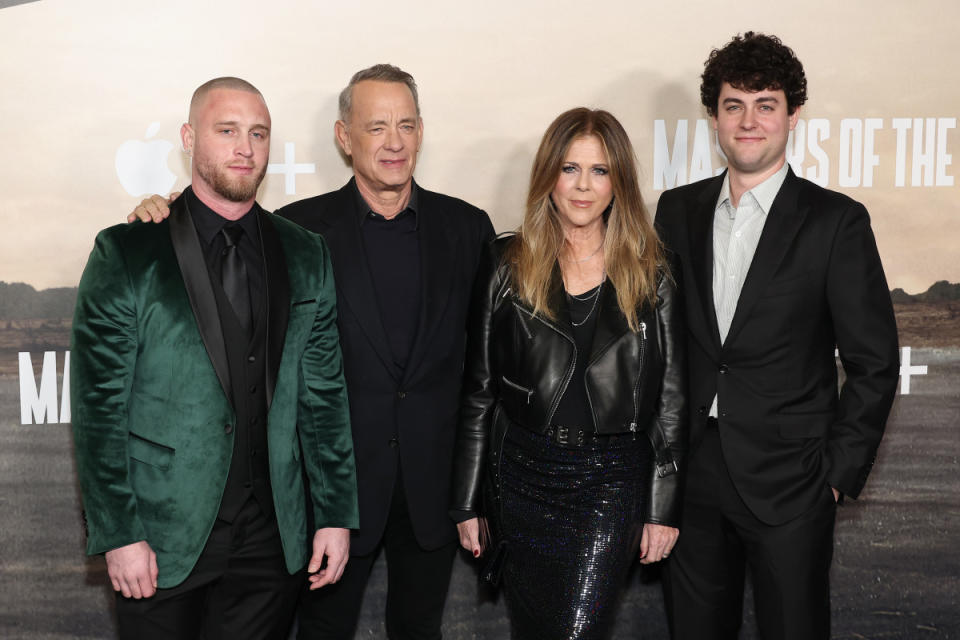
[180,123,194,155]
[788,107,800,131]
[334,120,352,156]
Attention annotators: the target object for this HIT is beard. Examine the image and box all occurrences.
[194,156,267,202]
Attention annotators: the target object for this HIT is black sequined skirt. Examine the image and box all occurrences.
[495,423,652,640]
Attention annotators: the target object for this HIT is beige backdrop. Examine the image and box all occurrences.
[2,0,957,294]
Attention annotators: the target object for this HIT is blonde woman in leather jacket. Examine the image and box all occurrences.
[450,108,688,639]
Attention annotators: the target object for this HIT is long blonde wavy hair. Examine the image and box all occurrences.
[506,107,664,331]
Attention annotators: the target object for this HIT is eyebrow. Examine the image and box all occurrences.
[213,120,270,131]
[722,95,780,106]
[365,117,419,127]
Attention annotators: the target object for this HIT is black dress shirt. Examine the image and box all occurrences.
[354,184,422,372]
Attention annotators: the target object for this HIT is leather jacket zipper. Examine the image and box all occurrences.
[500,376,533,404]
[629,321,647,434]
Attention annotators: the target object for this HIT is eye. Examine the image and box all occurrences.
[759,104,774,112]
[219,128,234,135]
[592,167,609,176]
[401,124,416,132]
[369,127,384,134]
[561,164,578,174]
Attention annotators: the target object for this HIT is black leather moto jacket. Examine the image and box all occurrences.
[451,236,688,526]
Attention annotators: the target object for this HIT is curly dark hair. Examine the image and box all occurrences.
[700,31,807,116]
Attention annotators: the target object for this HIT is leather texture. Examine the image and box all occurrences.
[451,235,689,526]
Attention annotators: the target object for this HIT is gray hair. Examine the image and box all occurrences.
[338,64,420,123]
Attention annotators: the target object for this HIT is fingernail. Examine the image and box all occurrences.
[473,549,480,557]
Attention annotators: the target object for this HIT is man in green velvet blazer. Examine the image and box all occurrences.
[71,77,358,638]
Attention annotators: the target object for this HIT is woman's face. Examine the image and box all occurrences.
[551,135,613,233]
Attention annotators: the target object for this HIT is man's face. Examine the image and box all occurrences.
[181,88,271,203]
[713,82,798,179]
[335,80,422,194]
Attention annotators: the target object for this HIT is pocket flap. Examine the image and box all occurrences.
[128,434,174,469]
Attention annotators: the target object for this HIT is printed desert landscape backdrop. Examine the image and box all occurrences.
[2,1,958,638]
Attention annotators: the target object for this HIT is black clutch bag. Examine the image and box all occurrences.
[478,516,508,586]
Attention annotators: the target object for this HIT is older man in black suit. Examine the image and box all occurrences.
[655,33,899,640]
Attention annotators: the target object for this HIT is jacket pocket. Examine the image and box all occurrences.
[128,433,174,470]
[500,375,533,405]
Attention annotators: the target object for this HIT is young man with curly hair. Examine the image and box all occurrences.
[655,32,899,639]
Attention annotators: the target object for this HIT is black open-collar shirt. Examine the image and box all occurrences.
[353,181,422,372]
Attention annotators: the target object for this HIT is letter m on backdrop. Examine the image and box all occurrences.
[19,351,70,424]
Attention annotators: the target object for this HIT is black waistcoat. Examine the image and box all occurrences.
[209,269,273,522]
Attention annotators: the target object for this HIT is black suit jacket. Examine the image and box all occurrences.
[655,168,899,526]
[280,179,495,554]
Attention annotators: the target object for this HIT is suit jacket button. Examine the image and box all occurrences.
[389,437,399,448]
[719,364,729,374]
[397,391,406,399]
[224,424,234,434]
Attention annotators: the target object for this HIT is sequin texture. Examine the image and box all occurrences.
[495,424,651,639]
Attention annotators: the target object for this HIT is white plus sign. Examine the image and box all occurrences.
[899,346,928,395]
[267,142,315,194]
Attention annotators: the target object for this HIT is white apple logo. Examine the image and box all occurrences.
[115,122,177,197]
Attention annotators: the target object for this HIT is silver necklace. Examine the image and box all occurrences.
[568,275,605,327]
[562,241,604,264]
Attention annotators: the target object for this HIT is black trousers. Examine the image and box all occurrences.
[662,426,836,640]
[115,498,302,640]
[297,476,457,640]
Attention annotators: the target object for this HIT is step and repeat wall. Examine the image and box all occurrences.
[2,1,958,637]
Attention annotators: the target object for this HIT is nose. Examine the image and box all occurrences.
[576,170,590,192]
[236,134,253,157]
[741,106,757,130]
[384,126,403,151]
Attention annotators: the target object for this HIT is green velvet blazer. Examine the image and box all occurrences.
[71,194,358,588]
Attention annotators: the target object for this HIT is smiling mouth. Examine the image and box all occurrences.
[571,200,594,207]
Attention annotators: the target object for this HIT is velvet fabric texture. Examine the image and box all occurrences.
[71,195,358,588]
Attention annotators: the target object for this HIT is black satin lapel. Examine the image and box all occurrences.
[169,194,231,400]
[588,283,630,363]
[688,178,723,351]
[403,196,458,383]
[258,210,289,410]
[725,169,807,345]
[322,195,400,382]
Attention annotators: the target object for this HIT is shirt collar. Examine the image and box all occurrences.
[186,186,259,246]
[352,179,420,229]
[716,161,790,218]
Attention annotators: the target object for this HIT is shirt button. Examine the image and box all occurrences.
[735,231,742,238]
[247,355,256,363]
[389,437,399,448]
[719,364,729,374]
[224,424,234,434]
